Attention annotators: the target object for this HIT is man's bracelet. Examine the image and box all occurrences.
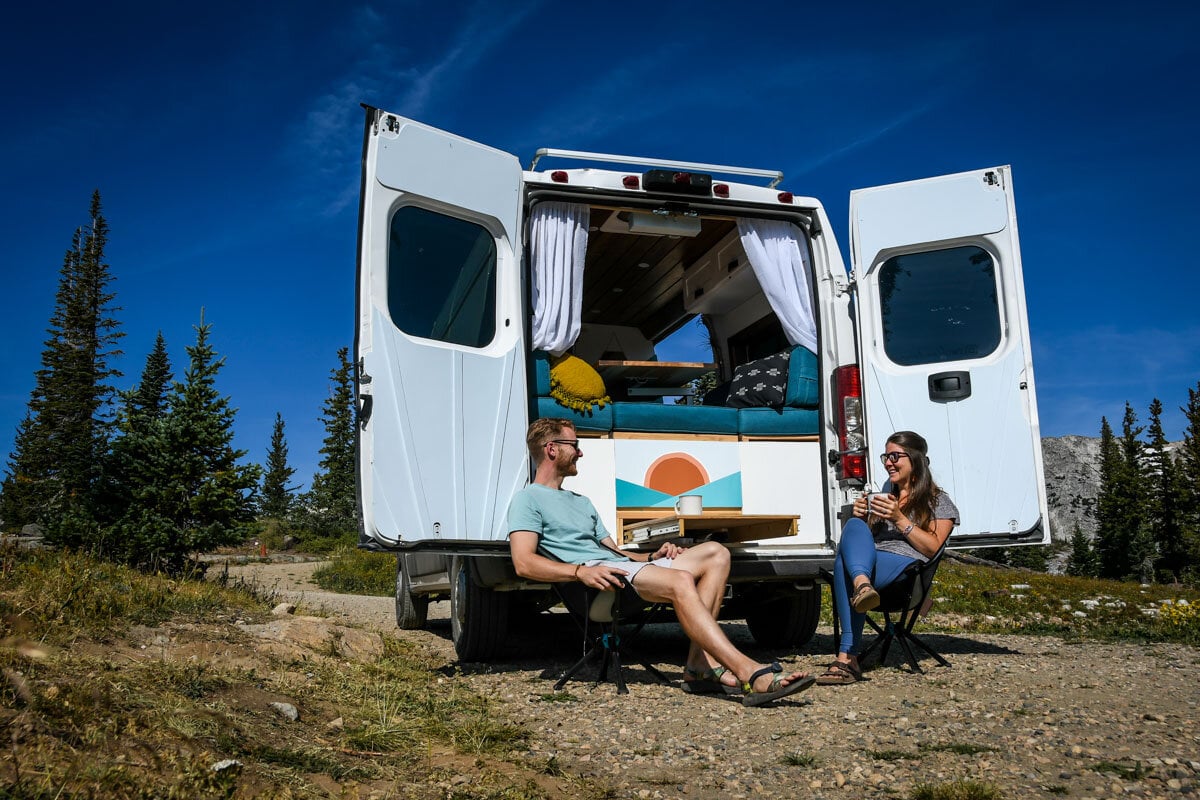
[573,564,581,580]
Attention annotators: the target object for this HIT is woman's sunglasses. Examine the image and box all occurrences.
[880,452,910,464]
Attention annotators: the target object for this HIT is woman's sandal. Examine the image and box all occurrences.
[740,662,816,707]
[851,582,880,613]
[682,666,741,695]
[815,660,863,685]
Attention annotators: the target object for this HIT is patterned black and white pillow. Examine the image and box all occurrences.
[726,349,790,408]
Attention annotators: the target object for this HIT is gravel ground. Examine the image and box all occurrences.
[221,558,1200,799]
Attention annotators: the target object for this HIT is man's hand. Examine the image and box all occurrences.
[650,541,684,561]
[580,564,628,590]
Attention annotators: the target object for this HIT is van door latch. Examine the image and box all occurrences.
[928,370,971,401]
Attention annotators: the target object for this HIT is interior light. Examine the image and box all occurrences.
[551,171,569,183]
[626,211,702,237]
[637,262,650,269]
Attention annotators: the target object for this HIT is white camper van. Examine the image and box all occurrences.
[355,106,1049,661]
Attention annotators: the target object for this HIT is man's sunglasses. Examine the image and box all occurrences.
[879,452,910,464]
[549,439,582,453]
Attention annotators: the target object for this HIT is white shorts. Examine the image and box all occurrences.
[582,557,674,586]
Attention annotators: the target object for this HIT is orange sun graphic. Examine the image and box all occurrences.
[644,452,709,497]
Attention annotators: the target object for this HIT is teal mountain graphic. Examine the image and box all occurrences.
[615,472,742,509]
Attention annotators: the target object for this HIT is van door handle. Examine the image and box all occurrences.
[358,394,373,428]
[928,370,971,401]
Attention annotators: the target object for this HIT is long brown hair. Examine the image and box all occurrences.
[883,430,941,532]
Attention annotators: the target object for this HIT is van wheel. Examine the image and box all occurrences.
[745,587,820,648]
[395,555,429,630]
[450,556,508,661]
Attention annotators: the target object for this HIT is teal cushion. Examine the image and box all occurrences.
[785,346,819,409]
[738,406,819,436]
[533,351,552,396]
[536,397,612,432]
[613,403,738,434]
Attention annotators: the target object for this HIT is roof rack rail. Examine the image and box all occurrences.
[528,148,783,188]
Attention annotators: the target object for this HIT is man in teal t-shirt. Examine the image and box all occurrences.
[507,418,813,706]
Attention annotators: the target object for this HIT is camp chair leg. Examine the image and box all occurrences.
[903,630,951,668]
[554,645,600,691]
[895,627,924,673]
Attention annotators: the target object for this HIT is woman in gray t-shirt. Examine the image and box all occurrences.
[817,431,959,685]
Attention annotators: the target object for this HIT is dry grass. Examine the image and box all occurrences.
[0,544,593,799]
[818,559,1200,645]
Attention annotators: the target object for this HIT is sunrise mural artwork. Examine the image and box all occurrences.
[614,440,743,510]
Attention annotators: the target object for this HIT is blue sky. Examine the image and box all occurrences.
[2,1,1198,489]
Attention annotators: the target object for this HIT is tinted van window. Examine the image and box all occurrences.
[388,206,496,348]
[878,245,1000,365]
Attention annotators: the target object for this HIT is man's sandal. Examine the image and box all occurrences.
[682,666,736,694]
[740,662,816,707]
[815,661,863,685]
[851,582,880,612]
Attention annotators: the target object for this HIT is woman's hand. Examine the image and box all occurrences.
[868,493,903,524]
[852,493,870,519]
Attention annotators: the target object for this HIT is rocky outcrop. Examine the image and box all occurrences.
[1041,435,1103,542]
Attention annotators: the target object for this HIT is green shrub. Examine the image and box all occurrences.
[312,546,395,595]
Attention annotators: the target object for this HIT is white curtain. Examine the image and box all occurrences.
[530,202,590,354]
[737,218,818,353]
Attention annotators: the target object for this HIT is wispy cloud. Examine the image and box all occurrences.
[1034,324,1200,437]
[397,0,541,119]
[512,45,692,151]
[789,99,942,177]
[285,2,541,218]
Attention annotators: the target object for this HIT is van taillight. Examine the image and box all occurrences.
[777,191,794,204]
[623,175,640,189]
[713,183,729,198]
[835,365,865,480]
[551,171,569,183]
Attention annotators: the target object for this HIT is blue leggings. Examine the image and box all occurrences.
[832,518,917,656]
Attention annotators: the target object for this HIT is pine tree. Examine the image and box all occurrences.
[1145,398,1187,581]
[1180,383,1200,574]
[95,334,173,553]
[306,347,357,533]
[1066,522,1098,577]
[0,191,123,536]
[1094,417,1124,578]
[112,317,259,571]
[259,413,297,519]
[1097,404,1151,580]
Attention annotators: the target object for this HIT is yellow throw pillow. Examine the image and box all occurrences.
[549,354,611,413]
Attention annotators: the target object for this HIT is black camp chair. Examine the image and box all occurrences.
[552,578,671,694]
[857,547,951,673]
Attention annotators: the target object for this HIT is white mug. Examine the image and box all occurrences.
[675,495,703,516]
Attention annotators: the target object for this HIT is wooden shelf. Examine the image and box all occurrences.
[620,513,797,548]
[597,360,716,386]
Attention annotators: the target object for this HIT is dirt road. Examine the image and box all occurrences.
[222,558,1200,799]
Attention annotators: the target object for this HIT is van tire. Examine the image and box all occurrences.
[395,555,429,630]
[450,556,508,661]
[745,587,820,648]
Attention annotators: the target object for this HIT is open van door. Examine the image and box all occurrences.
[356,109,528,549]
[850,167,1048,543]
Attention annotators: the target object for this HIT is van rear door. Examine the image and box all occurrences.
[356,109,528,548]
[850,167,1048,543]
